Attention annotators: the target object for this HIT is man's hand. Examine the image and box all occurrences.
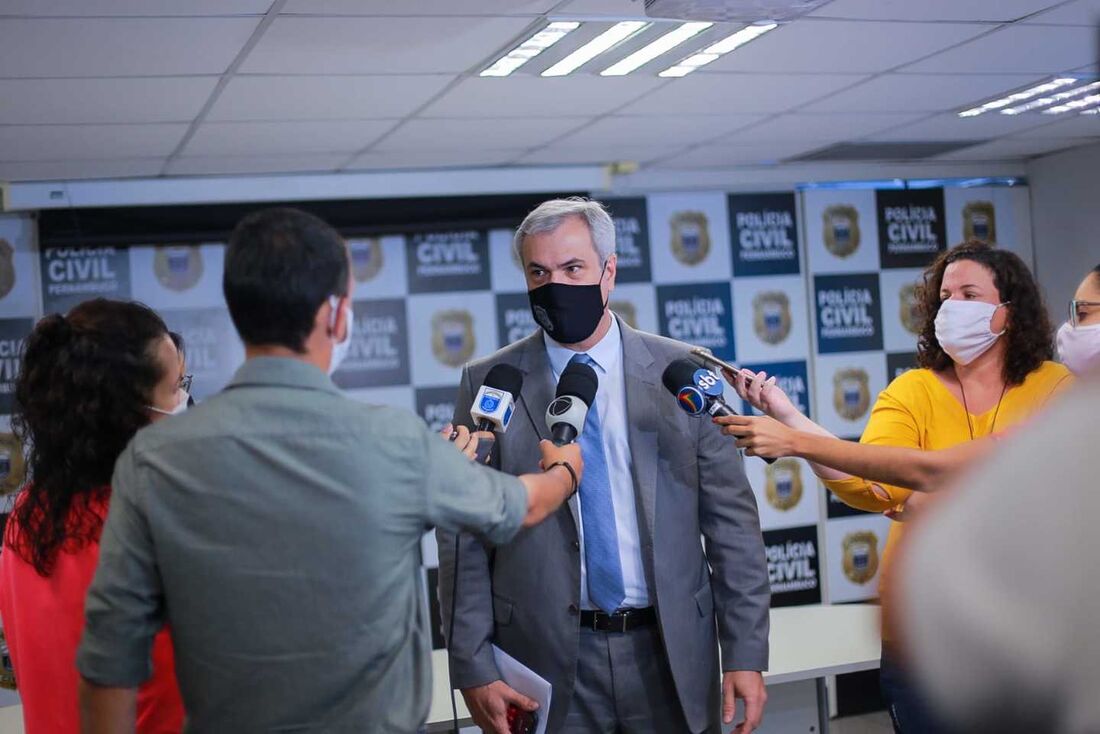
[440,423,495,464]
[723,670,767,733]
[461,680,538,734]
[713,414,798,459]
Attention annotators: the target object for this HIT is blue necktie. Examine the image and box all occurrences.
[571,353,625,614]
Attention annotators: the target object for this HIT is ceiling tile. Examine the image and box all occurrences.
[809,0,1062,22]
[723,112,924,142]
[0,1,273,15]
[1008,114,1100,138]
[933,137,1094,160]
[0,158,165,182]
[550,114,765,148]
[518,144,678,165]
[620,72,868,115]
[165,154,347,176]
[0,124,188,161]
[346,149,525,170]
[557,0,692,17]
[240,16,532,74]
[282,0,558,15]
[0,18,259,77]
[0,77,217,124]
[422,76,663,118]
[183,120,395,155]
[866,111,1062,141]
[648,141,826,168]
[1023,0,1100,25]
[208,75,455,121]
[703,19,989,74]
[372,117,588,151]
[802,73,1049,113]
[901,25,1098,73]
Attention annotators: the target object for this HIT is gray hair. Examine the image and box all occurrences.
[512,197,616,266]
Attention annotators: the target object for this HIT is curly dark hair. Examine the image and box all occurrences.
[916,241,1053,386]
[8,299,170,576]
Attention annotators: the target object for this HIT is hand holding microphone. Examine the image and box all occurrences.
[460,364,524,464]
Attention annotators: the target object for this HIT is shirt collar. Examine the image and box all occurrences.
[226,356,341,395]
[543,316,622,379]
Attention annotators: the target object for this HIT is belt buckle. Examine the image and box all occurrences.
[612,610,629,634]
[589,611,601,633]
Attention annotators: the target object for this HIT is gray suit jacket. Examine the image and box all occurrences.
[437,319,770,733]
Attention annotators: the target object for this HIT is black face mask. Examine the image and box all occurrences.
[528,269,608,345]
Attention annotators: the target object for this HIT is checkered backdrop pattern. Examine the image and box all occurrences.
[0,184,1031,643]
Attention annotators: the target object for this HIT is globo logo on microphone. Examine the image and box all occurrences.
[676,386,707,415]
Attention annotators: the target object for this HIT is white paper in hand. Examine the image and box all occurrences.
[491,644,552,734]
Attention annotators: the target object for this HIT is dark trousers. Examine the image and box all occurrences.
[879,645,954,734]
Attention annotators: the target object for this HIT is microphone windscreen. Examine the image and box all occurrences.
[662,358,703,396]
[483,363,524,397]
[556,360,598,406]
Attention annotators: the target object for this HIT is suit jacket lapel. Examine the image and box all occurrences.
[619,319,659,560]
[517,331,581,532]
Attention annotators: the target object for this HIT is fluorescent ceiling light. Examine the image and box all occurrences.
[659,22,777,78]
[542,21,649,77]
[1001,80,1100,114]
[481,21,580,77]
[601,21,712,77]
[958,77,1079,117]
[1044,93,1100,114]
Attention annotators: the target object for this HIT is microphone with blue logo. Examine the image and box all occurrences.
[468,364,524,463]
[661,357,777,464]
[545,360,599,446]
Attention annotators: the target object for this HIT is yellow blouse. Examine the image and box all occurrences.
[823,361,1073,614]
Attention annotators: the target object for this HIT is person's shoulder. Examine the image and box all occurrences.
[880,367,939,403]
[1022,360,1074,395]
[463,332,535,378]
[624,325,692,361]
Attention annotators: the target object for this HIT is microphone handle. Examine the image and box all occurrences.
[476,418,496,433]
[709,400,778,465]
[551,423,579,447]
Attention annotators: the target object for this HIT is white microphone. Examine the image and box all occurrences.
[466,364,524,463]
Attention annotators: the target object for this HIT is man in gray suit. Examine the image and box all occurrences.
[439,198,770,734]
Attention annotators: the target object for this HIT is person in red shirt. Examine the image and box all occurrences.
[0,298,187,734]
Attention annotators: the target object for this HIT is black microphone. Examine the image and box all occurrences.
[662,357,776,464]
[545,360,599,446]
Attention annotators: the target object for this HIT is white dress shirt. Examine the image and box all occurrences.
[544,318,650,609]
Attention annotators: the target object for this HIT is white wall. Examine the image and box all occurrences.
[1027,142,1100,323]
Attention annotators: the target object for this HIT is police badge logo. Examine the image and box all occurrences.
[349,238,384,283]
[898,283,922,335]
[0,240,15,300]
[765,458,803,512]
[822,205,860,258]
[753,291,792,345]
[670,211,711,266]
[962,201,996,245]
[842,531,879,585]
[154,245,203,292]
[833,368,871,421]
[431,310,475,368]
[610,301,638,329]
[0,433,26,496]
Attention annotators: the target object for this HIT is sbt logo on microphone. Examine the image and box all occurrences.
[408,230,490,293]
[658,283,736,361]
[814,273,883,353]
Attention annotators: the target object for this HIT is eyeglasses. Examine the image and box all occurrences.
[179,373,193,393]
[1069,300,1100,327]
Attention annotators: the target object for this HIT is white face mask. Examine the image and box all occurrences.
[328,295,354,375]
[148,388,190,417]
[1057,320,1100,375]
[934,299,1009,366]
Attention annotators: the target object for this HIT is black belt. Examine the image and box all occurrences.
[579,606,657,633]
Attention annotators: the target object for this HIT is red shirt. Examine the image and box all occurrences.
[0,489,184,734]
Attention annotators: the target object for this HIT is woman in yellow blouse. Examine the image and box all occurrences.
[723,242,1072,733]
